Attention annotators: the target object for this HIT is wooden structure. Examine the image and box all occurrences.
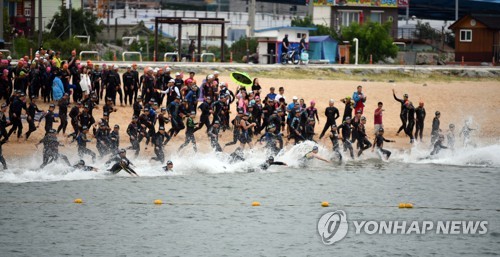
[153,17,229,62]
[449,14,500,63]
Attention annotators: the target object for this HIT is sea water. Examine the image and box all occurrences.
[0,142,499,256]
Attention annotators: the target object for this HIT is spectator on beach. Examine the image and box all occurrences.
[352,85,366,114]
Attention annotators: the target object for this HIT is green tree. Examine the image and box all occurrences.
[46,7,102,41]
[230,37,257,63]
[341,22,398,63]
[291,15,339,40]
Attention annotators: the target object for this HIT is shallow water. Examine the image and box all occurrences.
[1,143,499,256]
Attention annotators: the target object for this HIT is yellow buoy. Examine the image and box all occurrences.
[251,201,261,206]
[154,199,163,205]
[398,203,406,208]
[321,201,329,207]
[405,203,414,208]
[74,198,83,204]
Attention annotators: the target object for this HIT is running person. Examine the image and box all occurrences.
[178,111,198,152]
[337,117,354,159]
[356,116,372,157]
[76,126,96,162]
[329,124,342,162]
[106,149,139,176]
[319,99,339,139]
[430,111,441,145]
[371,128,395,160]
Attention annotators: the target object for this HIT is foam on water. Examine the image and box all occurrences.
[1,140,499,183]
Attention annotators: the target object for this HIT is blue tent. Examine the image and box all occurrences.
[309,36,338,64]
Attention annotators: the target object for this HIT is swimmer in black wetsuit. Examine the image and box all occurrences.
[329,124,342,161]
[337,117,354,159]
[162,160,174,172]
[430,135,448,156]
[73,160,98,172]
[300,146,330,167]
[106,148,139,176]
[260,156,287,170]
[229,147,245,163]
[371,128,395,160]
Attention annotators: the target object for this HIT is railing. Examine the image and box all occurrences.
[122,51,142,62]
[79,51,100,61]
[164,52,179,62]
[201,53,215,62]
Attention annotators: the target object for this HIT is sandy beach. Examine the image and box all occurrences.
[3,75,500,159]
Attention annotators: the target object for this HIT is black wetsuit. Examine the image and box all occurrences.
[225,116,241,146]
[39,134,70,169]
[394,93,407,134]
[195,100,211,133]
[259,132,283,155]
[76,132,96,161]
[208,126,222,152]
[126,121,140,157]
[375,135,392,159]
[357,123,372,157]
[320,106,339,138]
[42,110,57,134]
[406,106,415,142]
[338,122,354,159]
[329,131,342,161]
[431,117,440,144]
[25,102,42,139]
[260,161,286,170]
[179,117,197,152]
[152,131,167,163]
[57,99,69,134]
[430,140,447,155]
[0,140,7,169]
[415,106,426,141]
[106,155,136,175]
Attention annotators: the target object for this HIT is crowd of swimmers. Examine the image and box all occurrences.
[0,50,477,175]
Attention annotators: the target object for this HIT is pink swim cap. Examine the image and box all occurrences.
[310,100,316,105]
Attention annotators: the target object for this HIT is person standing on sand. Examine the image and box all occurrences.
[319,99,339,139]
[373,102,384,135]
[352,85,366,114]
[340,96,353,122]
[415,101,426,142]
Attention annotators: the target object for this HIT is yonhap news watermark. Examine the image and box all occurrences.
[317,210,488,245]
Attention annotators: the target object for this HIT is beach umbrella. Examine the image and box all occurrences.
[230,71,252,89]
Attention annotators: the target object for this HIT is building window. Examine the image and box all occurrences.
[339,11,360,27]
[370,11,383,23]
[296,33,306,39]
[460,30,472,42]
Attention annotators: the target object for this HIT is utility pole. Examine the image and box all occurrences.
[455,0,459,20]
[0,0,4,43]
[248,0,256,37]
[69,0,72,38]
[38,0,43,47]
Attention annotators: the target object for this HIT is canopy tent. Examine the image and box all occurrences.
[309,36,338,64]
